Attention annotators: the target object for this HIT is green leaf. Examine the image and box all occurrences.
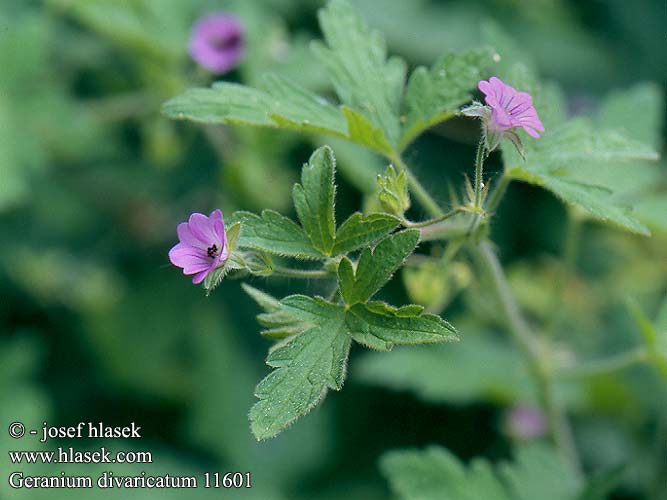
[243,285,310,340]
[503,115,657,235]
[505,118,658,171]
[500,445,582,500]
[313,0,405,147]
[381,444,582,500]
[356,333,534,405]
[163,83,274,126]
[164,1,410,156]
[47,0,194,60]
[332,212,400,255]
[598,82,663,148]
[340,106,394,156]
[261,74,349,136]
[338,230,420,305]
[248,287,457,439]
[241,283,280,312]
[163,79,349,139]
[233,210,322,259]
[234,147,397,259]
[400,47,496,150]
[381,446,511,500]
[346,302,458,351]
[507,170,650,236]
[292,146,337,255]
[249,296,351,440]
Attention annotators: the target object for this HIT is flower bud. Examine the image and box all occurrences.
[377,165,410,216]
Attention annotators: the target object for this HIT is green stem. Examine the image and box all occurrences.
[272,266,331,279]
[473,140,487,209]
[402,208,463,228]
[485,173,512,215]
[466,141,488,236]
[391,155,443,218]
[471,241,582,476]
[556,349,647,380]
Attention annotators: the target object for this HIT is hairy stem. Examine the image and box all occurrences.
[391,155,444,218]
[473,140,487,209]
[272,266,331,279]
[556,348,647,380]
[466,141,488,236]
[402,208,464,228]
[471,241,582,476]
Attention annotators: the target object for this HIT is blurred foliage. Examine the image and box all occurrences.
[0,0,665,499]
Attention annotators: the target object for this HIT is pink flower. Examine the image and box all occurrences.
[478,76,544,138]
[189,13,244,74]
[505,405,547,440]
[169,209,228,284]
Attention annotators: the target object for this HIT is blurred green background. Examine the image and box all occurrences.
[1,0,665,498]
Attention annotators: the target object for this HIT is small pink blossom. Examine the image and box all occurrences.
[462,76,545,155]
[189,13,244,74]
[169,209,228,284]
[478,76,545,138]
[505,405,547,440]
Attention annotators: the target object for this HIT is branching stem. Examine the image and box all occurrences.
[272,266,331,279]
[556,349,647,380]
[402,208,464,228]
[391,155,444,218]
[471,241,582,477]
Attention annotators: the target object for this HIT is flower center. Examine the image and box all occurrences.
[207,244,219,258]
[209,32,241,52]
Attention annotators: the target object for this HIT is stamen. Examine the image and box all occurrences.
[207,244,219,258]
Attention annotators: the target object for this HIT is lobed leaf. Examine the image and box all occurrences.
[381,444,583,500]
[356,333,534,405]
[163,83,274,126]
[506,169,650,235]
[164,78,349,138]
[292,146,337,255]
[346,302,458,351]
[381,446,512,500]
[233,210,323,259]
[249,296,350,440]
[313,0,405,147]
[248,288,458,439]
[502,104,658,235]
[338,230,420,305]
[400,47,496,150]
[261,74,349,137]
[332,212,400,255]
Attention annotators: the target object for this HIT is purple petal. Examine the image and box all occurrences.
[192,269,211,284]
[189,13,244,74]
[209,209,227,244]
[522,126,541,138]
[169,243,210,273]
[177,222,208,250]
[476,75,544,139]
[478,79,492,96]
[188,212,218,245]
